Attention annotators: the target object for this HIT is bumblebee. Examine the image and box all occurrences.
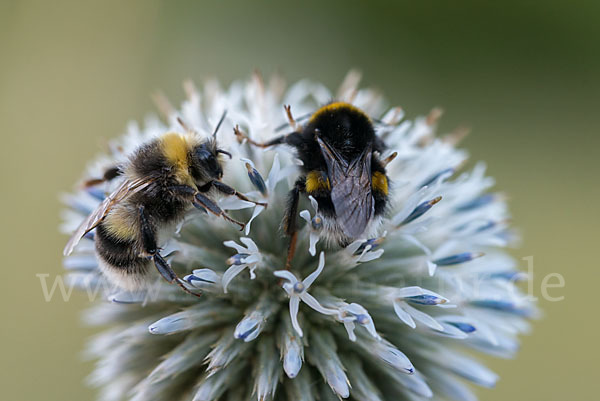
[64,113,266,295]
[235,102,395,265]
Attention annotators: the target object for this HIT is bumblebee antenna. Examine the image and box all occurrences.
[217,149,232,159]
[212,110,227,139]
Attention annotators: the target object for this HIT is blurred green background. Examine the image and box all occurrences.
[1,0,598,400]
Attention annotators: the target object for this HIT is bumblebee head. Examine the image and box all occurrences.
[189,111,232,183]
[308,102,375,162]
[190,140,231,181]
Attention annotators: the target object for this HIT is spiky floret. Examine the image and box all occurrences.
[61,73,536,401]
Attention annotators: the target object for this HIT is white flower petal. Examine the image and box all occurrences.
[428,261,438,276]
[343,321,357,342]
[345,303,366,315]
[243,254,260,264]
[289,296,303,337]
[391,185,431,225]
[363,319,381,340]
[239,157,256,169]
[266,153,281,194]
[244,204,264,235]
[299,210,311,223]
[273,270,298,284]
[299,292,338,316]
[397,286,428,298]
[218,196,254,210]
[308,195,318,211]
[282,282,293,295]
[393,300,416,328]
[308,232,319,256]
[345,239,363,255]
[191,268,220,284]
[302,251,325,289]
[221,264,247,293]
[239,237,259,253]
[358,248,384,262]
[223,240,247,254]
[402,302,445,331]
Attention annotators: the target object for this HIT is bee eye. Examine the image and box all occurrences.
[195,148,212,161]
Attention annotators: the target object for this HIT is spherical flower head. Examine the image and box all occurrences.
[61,72,536,401]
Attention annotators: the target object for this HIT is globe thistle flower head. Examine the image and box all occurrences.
[61,72,536,401]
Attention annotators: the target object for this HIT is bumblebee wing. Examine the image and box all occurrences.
[318,138,374,239]
[63,177,152,255]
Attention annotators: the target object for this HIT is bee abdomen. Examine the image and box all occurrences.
[305,170,331,193]
[95,224,150,290]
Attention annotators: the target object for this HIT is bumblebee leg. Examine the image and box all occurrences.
[168,184,198,197]
[138,205,201,297]
[193,192,246,231]
[212,181,268,207]
[381,151,398,167]
[167,184,246,230]
[284,104,298,131]
[234,125,299,148]
[83,165,122,187]
[152,253,177,282]
[283,177,306,269]
[139,205,159,256]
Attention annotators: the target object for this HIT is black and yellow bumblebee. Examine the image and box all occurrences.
[64,113,266,295]
[236,102,395,265]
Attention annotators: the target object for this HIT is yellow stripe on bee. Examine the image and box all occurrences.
[160,132,196,186]
[372,171,388,195]
[309,102,370,123]
[104,208,138,240]
[161,132,192,169]
[305,170,330,193]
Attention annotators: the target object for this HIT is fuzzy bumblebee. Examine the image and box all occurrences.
[236,102,397,267]
[63,113,266,294]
